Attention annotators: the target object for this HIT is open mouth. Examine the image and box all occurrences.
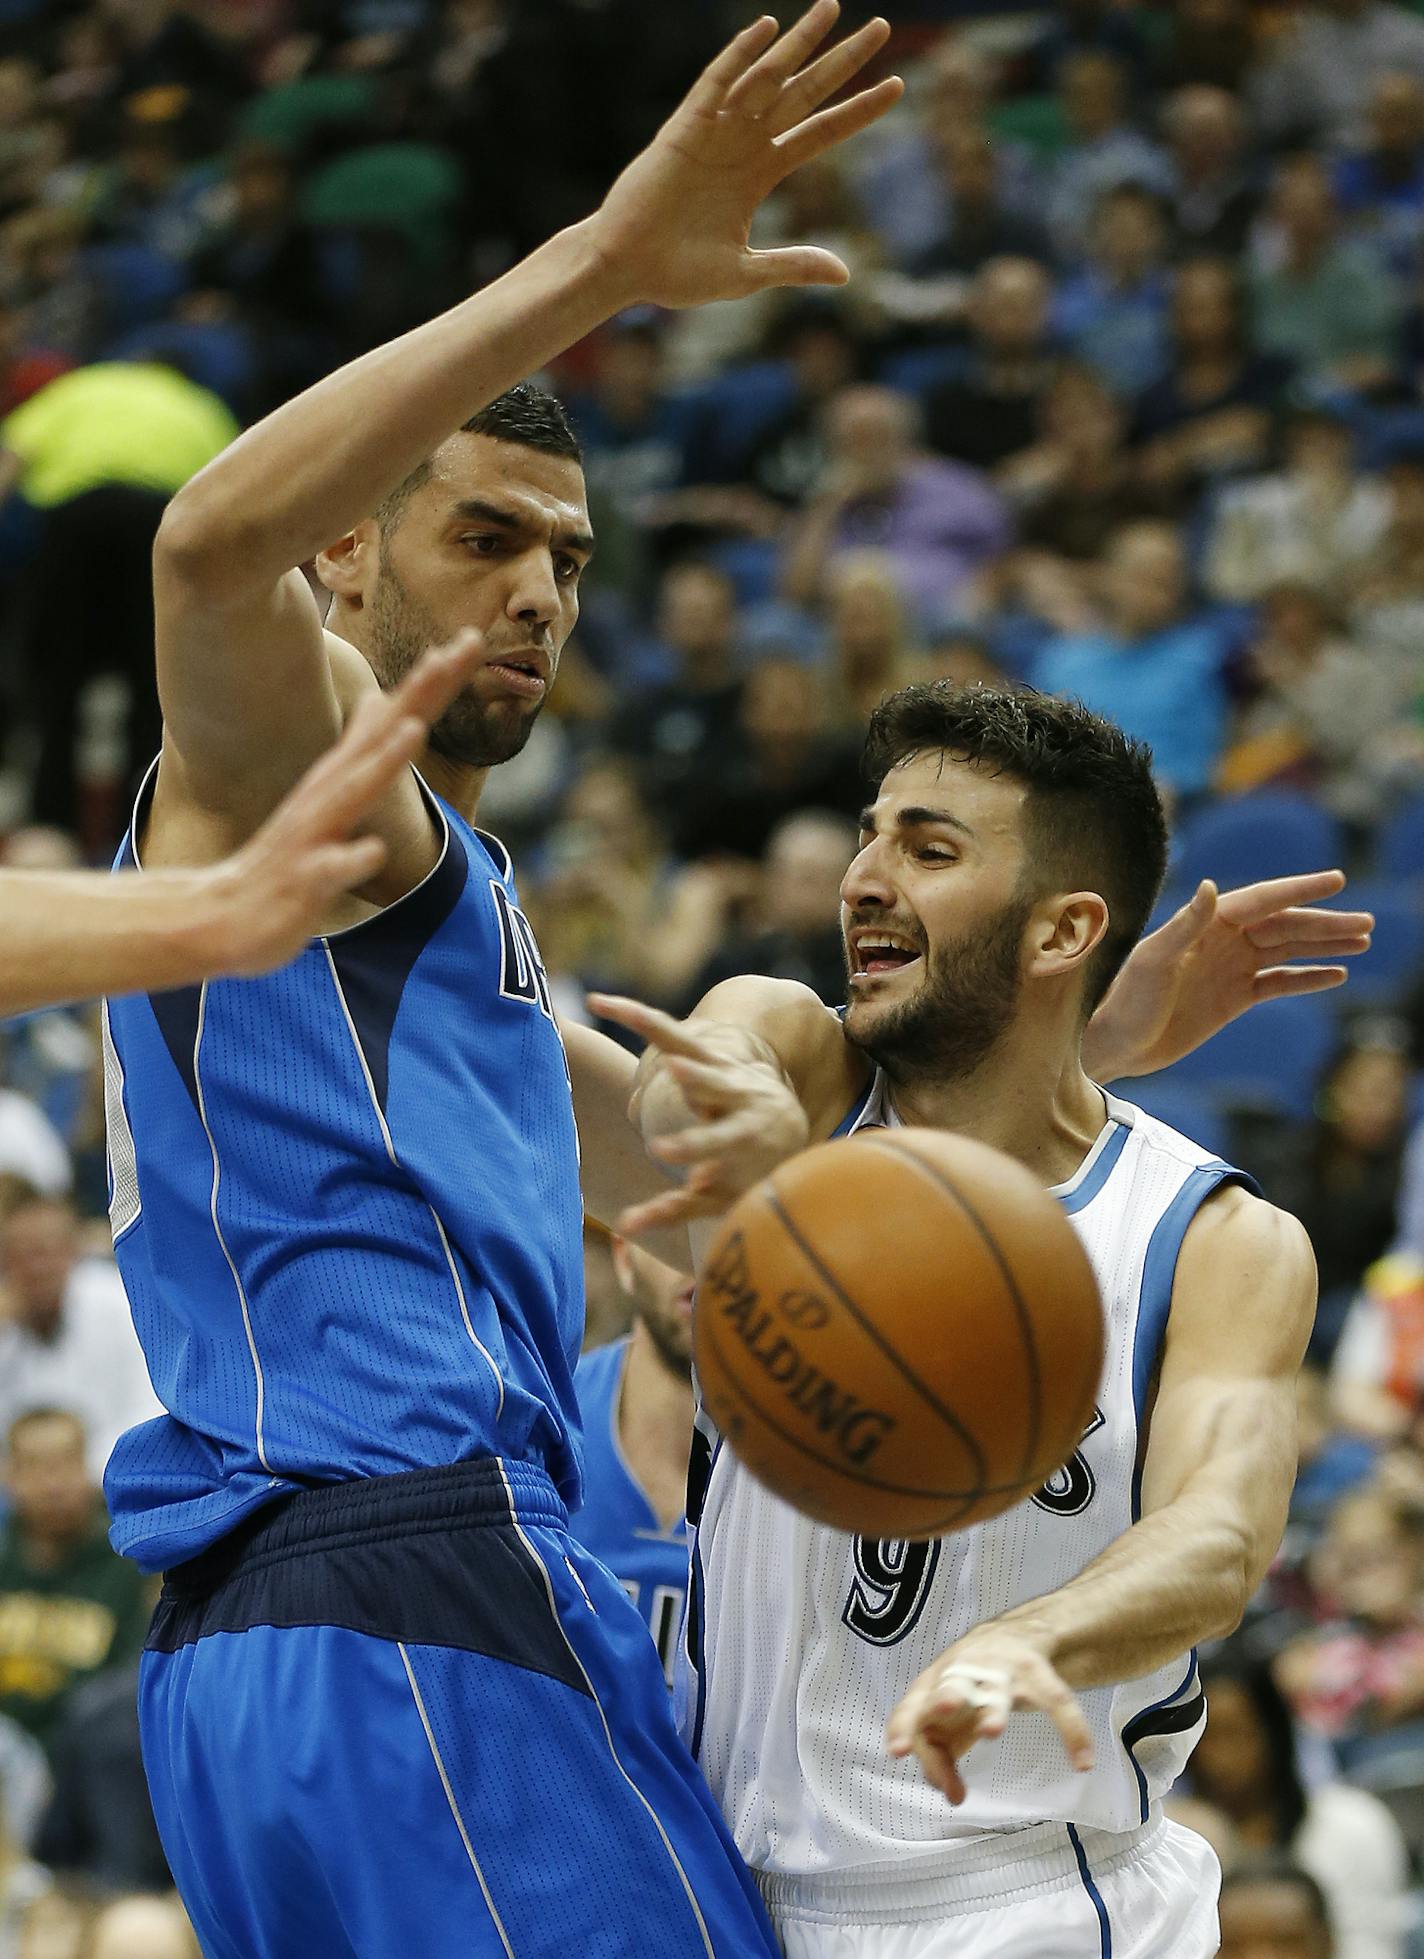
[486,656,546,697]
[851,932,923,980]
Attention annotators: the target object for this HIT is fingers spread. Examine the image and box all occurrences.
[683,15,780,115]
[1245,910,1374,951]
[764,16,891,135]
[586,993,717,1059]
[770,73,904,174]
[1214,869,1347,927]
[1252,965,1349,998]
[726,0,841,117]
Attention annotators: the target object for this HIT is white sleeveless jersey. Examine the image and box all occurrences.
[678,1076,1249,1917]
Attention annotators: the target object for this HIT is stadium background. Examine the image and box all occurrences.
[2,0,1424,1952]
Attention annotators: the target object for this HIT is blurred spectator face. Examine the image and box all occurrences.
[1172,258,1241,356]
[3,1411,95,1545]
[969,258,1051,360]
[1102,523,1186,635]
[1370,72,1424,158]
[656,563,736,671]
[828,556,908,662]
[1313,1490,1424,1626]
[927,637,1006,688]
[780,154,858,234]
[1092,188,1168,281]
[1271,159,1337,252]
[610,1239,693,1376]
[0,827,82,871]
[1062,52,1127,142]
[1217,1877,1332,1959]
[784,318,859,401]
[1166,85,1244,180]
[1193,1676,1272,1809]
[926,39,993,132]
[0,1197,77,1335]
[1322,1043,1410,1152]
[0,57,38,126]
[1283,415,1354,481]
[1259,583,1333,658]
[825,387,916,497]
[741,659,822,757]
[936,128,998,212]
[89,1896,200,1959]
[764,813,857,938]
[118,127,180,192]
[560,760,652,863]
[1387,458,1424,536]
[1043,365,1125,454]
[230,144,295,226]
[593,321,663,417]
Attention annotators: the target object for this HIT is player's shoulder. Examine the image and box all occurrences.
[690,976,865,1136]
[1176,1181,1317,1325]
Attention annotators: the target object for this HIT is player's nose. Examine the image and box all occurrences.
[505,549,561,626]
[840,840,896,911]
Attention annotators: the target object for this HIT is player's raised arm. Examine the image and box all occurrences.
[885,1185,1314,1804]
[0,634,482,1014]
[1082,871,1373,1082]
[152,3,901,823]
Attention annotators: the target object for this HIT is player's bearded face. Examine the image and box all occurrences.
[843,890,1031,1084]
[622,1247,695,1377]
[367,547,545,768]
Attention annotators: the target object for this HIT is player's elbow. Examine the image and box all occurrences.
[154,484,266,597]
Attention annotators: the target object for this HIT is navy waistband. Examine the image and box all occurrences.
[159,1456,566,1597]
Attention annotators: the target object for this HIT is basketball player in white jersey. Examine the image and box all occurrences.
[0,634,481,1016]
[597,683,1323,1959]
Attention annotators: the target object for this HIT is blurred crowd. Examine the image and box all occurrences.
[4,0,1424,1954]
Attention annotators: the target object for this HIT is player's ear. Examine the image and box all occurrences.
[315,522,379,607]
[1027,892,1109,983]
[609,1233,636,1292]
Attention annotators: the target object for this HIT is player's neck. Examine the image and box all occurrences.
[619,1319,694,1531]
[886,1037,1107,1189]
[417,745,490,824]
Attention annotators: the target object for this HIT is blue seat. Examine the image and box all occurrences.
[1150,990,1338,1121]
[683,361,796,479]
[1379,795,1424,885]
[1106,1079,1232,1160]
[1170,792,1345,893]
[1338,881,1424,1004]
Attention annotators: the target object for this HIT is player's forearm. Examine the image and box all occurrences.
[995,1492,1255,1691]
[158,221,631,586]
[0,869,233,1012]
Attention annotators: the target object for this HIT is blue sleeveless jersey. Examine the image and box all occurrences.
[102,774,586,1572]
[573,1337,688,1683]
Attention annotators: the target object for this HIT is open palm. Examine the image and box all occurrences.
[591,2,901,309]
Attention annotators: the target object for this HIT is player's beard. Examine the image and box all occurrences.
[366,551,544,768]
[627,1272,694,1380]
[843,891,1031,1088]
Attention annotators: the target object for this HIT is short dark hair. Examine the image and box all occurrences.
[1197,1645,1307,1843]
[862,683,1168,1012]
[377,381,581,532]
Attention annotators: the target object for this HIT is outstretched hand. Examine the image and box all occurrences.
[1084,871,1374,1083]
[590,2,903,309]
[588,992,809,1237]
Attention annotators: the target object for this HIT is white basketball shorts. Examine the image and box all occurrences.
[771,1817,1220,1959]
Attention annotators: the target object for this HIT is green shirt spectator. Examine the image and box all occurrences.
[0,362,237,509]
[0,1410,149,1760]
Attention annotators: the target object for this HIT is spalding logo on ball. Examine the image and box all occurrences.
[695,1127,1105,1540]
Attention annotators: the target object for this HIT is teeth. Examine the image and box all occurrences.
[859,936,917,955]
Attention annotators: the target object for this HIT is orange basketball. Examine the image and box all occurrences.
[694,1127,1104,1539]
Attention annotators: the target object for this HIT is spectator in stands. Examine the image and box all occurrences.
[1334,73,1424,289]
[34,1656,167,1896]
[566,310,696,536]
[1253,0,1424,151]
[1032,518,1231,799]
[1135,257,1294,511]
[0,293,69,423]
[0,1410,149,1761]
[0,1100,68,1202]
[904,129,1050,282]
[1249,156,1401,397]
[1206,411,1389,603]
[1331,1245,1424,1442]
[1000,361,1142,578]
[1220,584,1407,820]
[16,1888,88,1959]
[824,554,926,728]
[923,258,1056,474]
[86,94,210,264]
[781,385,1011,620]
[1162,86,1261,260]
[1151,0,1257,97]
[0,359,238,839]
[1054,184,1173,398]
[682,809,858,1011]
[1278,1484,1424,1763]
[1045,51,1173,263]
[614,560,743,807]
[0,1190,161,1481]
[1217,1857,1336,1959]
[572,1239,692,1685]
[1192,1646,1409,1958]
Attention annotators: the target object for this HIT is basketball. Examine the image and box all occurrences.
[694,1127,1105,1540]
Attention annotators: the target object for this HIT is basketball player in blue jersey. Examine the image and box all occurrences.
[574,1236,693,1684]
[100,11,913,1957]
[600,686,1336,1957]
[0,637,480,1016]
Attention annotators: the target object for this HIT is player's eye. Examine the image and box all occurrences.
[460,534,502,555]
[916,846,955,864]
[555,554,581,582]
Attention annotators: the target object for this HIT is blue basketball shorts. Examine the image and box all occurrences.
[138,1457,777,1958]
